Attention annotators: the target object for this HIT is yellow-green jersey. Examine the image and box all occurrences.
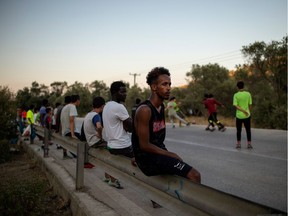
[26,110,34,124]
[233,91,252,119]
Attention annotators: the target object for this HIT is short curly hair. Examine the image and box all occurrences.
[146,67,170,85]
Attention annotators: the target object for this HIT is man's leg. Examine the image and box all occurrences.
[169,115,175,128]
[243,117,252,148]
[236,118,242,148]
[186,168,201,183]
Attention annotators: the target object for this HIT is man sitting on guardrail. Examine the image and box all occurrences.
[102,81,136,165]
[102,81,135,187]
[132,67,201,184]
[60,94,81,159]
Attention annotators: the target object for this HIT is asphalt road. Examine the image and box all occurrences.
[164,124,287,212]
[76,117,287,212]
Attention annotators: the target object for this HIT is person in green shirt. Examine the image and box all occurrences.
[26,104,36,143]
[233,81,252,149]
[166,97,190,128]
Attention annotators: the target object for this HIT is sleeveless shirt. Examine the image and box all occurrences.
[132,100,167,158]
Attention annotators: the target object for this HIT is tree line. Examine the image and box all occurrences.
[0,36,286,141]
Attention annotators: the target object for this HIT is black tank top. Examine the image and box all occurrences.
[132,100,166,157]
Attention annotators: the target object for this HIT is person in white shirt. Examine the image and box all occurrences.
[102,81,134,159]
[60,94,80,159]
[83,96,105,147]
[60,95,80,139]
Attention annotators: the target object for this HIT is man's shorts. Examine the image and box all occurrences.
[108,145,134,158]
[136,153,192,178]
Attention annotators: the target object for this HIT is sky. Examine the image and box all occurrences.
[0,0,287,93]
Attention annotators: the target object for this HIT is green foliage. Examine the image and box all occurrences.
[50,81,68,97]
[13,36,287,130]
[186,63,229,90]
[90,80,110,102]
[0,179,47,216]
[240,36,287,129]
[65,81,92,116]
[0,139,11,163]
[0,86,17,140]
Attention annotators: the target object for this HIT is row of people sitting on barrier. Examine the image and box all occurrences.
[25,67,201,184]
[19,67,201,183]
[81,67,201,184]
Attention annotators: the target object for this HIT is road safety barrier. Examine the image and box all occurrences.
[34,125,286,216]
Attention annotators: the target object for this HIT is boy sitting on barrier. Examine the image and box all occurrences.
[60,94,81,159]
[82,96,106,148]
[80,96,106,168]
[132,67,201,184]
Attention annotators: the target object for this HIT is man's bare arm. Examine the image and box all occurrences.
[135,105,182,161]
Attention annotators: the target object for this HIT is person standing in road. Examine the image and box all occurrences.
[166,96,190,128]
[132,67,201,183]
[233,81,252,149]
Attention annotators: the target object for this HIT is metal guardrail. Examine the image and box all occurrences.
[34,125,286,216]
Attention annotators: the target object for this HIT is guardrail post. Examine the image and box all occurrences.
[84,142,89,164]
[43,127,49,157]
[30,124,34,144]
[76,142,85,190]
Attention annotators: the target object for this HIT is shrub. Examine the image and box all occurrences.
[0,179,46,216]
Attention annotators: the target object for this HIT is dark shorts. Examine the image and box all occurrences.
[108,145,134,158]
[136,153,192,178]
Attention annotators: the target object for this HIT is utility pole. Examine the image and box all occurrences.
[129,73,141,86]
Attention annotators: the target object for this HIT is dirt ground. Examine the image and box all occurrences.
[0,150,72,216]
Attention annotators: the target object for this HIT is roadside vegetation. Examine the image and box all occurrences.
[10,36,286,130]
[0,82,71,216]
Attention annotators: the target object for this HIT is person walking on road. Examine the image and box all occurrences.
[166,96,190,128]
[233,81,253,149]
[132,67,201,183]
[203,93,226,132]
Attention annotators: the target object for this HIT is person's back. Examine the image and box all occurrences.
[39,99,48,127]
[234,91,252,119]
[61,104,71,136]
[233,81,252,149]
[26,105,35,125]
[60,103,79,136]
[83,96,105,147]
